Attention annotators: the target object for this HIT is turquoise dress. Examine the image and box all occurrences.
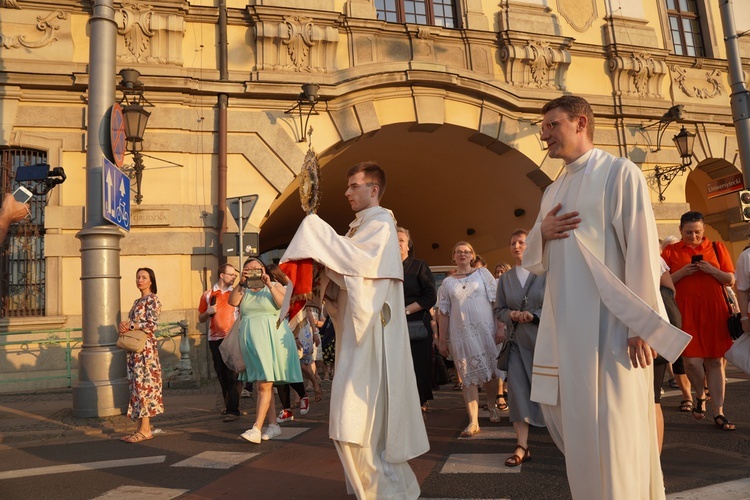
[238,287,303,384]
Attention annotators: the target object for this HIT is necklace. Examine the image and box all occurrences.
[455,269,476,289]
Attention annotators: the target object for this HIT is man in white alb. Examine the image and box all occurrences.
[524,96,691,499]
[281,162,429,499]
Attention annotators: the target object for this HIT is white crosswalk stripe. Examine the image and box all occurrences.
[440,453,522,474]
[92,485,188,499]
[0,456,166,480]
[172,451,258,469]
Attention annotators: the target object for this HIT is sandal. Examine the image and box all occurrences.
[121,431,153,443]
[505,445,531,467]
[489,407,501,423]
[314,386,323,402]
[714,415,736,431]
[453,383,463,391]
[496,395,508,411]
[459,423,480,437]
[679,399,693,412]
[668,378,679,389]
[692,397,706,420]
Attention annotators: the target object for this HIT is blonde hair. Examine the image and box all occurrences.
[452,241,475,262]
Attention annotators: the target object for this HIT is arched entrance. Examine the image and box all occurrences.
[259,122,544,267]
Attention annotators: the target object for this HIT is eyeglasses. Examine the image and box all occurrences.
[222,273,238,278]
[454,250,473,255]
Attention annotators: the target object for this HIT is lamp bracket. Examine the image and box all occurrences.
[643,164,689,202]
[639,104,685,153]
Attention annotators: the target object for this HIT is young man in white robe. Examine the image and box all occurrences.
[281,162,429,499]
[524,95,691,499]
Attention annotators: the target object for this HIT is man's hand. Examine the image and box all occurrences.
[627,336,655,368]
[0,193,30,225]
[205,304,217,316]
[541,203,581,241]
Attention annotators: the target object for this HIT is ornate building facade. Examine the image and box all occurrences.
[0,0,748,388]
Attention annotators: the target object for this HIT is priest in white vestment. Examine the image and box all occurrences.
[524,96,691,500]
[281,162,429,499]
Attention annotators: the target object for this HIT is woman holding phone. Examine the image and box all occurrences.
[661,211,736,430]
[229,258,303,443]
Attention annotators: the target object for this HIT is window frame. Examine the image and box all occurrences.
[659,0,717,59]
[375,0,460,29]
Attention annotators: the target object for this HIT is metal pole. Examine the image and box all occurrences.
[719,0,750,183]
[73,0,128,417]
[238,197,244,267]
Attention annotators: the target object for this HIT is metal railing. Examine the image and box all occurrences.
[0,321,189,387]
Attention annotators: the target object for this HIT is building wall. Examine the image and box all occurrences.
[0,0,747,388]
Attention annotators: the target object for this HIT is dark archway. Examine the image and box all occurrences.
[259,122,543,267]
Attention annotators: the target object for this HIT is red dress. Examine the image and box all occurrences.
[661,238,733,358]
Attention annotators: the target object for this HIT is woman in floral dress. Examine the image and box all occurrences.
[438,242,502,437]
[119,267,163,443]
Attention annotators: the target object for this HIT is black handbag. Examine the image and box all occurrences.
[713,242,744,340]
[407,320,429,341]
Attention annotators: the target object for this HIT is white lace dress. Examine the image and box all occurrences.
[438,267,500,386]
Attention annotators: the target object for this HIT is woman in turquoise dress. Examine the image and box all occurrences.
[229,258,303,444]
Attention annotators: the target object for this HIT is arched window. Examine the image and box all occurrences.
[375,0,458,28]
[0,148,47,317]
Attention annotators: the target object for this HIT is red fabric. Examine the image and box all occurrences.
[661,238,734,358]
[279,259,314,322]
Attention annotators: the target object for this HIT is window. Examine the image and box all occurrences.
[0,148,46,317]
[666,0,705,57]
[375,0,458,28]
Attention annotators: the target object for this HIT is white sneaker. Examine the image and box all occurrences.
[261,423,282,441]
[240,425,262,444]
[241,389,252,398]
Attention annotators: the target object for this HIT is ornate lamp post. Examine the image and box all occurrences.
[119,68,151,205]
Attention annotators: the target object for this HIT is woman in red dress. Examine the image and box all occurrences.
[661,211,736,430]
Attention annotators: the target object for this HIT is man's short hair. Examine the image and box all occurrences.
[347,161,386,199]
[510,228,528,243]
[218,263,235,275]
[541,95,595,141]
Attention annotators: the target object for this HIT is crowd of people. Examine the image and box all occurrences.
[109,94,747,500]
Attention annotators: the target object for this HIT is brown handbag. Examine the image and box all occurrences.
[116,329,148,352]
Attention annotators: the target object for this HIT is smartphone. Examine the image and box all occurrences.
[244,268,264,289]
[691,254,703,263]
[12,186,32,204]
[209,294,217,317]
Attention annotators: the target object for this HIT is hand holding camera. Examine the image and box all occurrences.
[243,268,264,289]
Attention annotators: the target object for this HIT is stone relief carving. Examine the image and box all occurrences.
[283,16,314,71]
[557,0,597,33]
[500,39,571,89]
[608,52,667,98]
[1,0,20,9]
[672,65,724,99]
[0,10,69,50]
[252,11,338,73]
[116,3,185,65]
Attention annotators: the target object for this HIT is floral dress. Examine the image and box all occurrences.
[438,267,500,386]
[126,293,164,419]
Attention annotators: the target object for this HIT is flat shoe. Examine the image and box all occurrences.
[121,431,153,443]
[459,423,480,437]
[505,445,531,467]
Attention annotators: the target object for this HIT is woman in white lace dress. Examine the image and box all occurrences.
[438,241,502,437]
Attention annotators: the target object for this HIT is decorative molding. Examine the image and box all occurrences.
[557,0,597,32]
[500,37,572,90]
[672,65,723,99]
[116,3,185,65]
[282,16,314,70]
[608,51,667,98]
[250,8,339,73]
[1,0,20,9]
[0,10,68,50]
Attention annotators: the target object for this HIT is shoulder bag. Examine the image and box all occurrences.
[497,273,537,371]
[219,319,246,373]
[712,241,743,340]
[116,329,148,353]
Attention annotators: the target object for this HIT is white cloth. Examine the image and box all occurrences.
[281,208,428,499]
[735,248,750,292]
[524,148,690,500]
[438,268,500,385]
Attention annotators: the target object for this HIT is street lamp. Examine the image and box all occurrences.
[285,83,320,143]
[646,126,696,202]
[118,68,151,204]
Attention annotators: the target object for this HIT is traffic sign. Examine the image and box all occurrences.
[102,157,131,232]
[227,195,258,231]
[222,232,260,257]
[110,103,126,168]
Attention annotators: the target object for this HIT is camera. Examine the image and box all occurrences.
[691,255,703,264]
[14,163,66,196]
[243,268,264,289]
